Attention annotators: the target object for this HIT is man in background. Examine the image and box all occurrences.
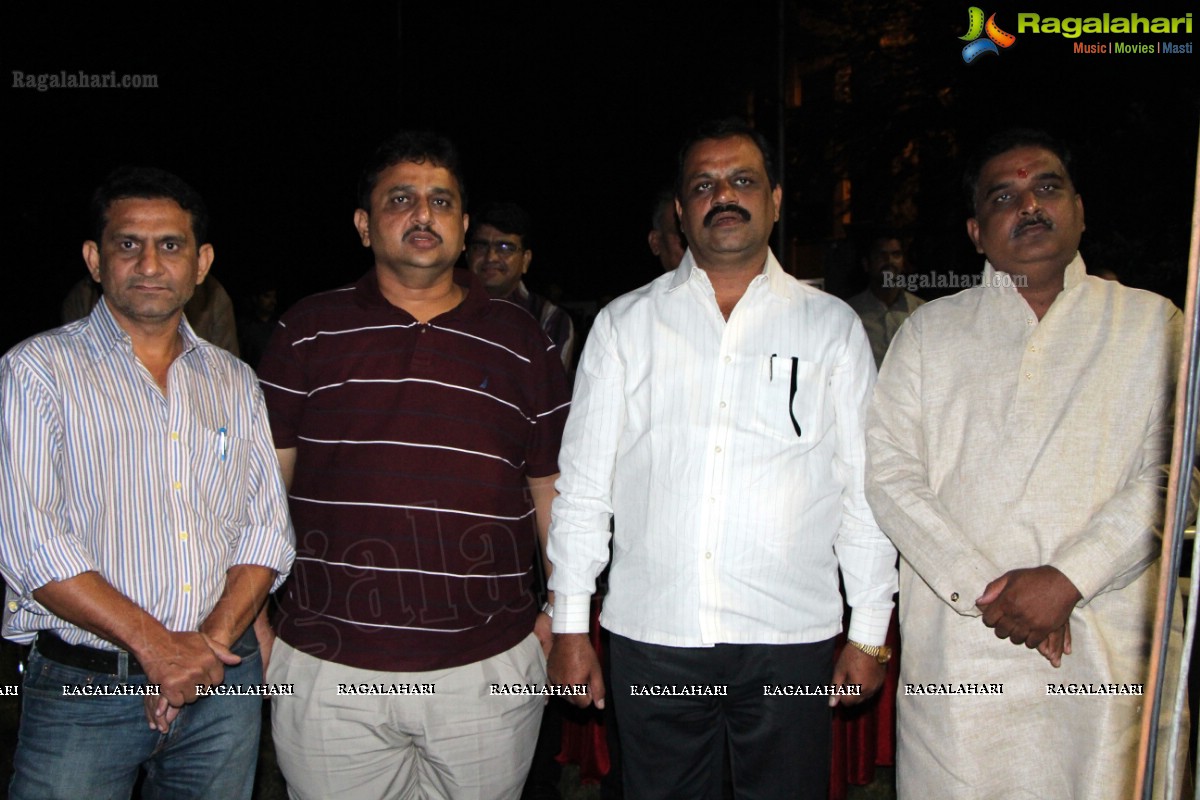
[467,201,576,371]
[844,230,923,368]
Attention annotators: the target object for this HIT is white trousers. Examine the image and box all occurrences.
[267,634,546,800]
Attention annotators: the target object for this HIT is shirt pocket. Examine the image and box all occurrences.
[753,357,831,452]
[189,426,252,528]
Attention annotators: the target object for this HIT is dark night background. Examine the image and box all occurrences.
[0,2,1198,796]
[1,0,1197,347]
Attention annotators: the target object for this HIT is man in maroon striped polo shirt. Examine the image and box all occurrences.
[257,131,571,800]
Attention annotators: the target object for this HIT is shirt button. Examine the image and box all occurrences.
[950,592,960,602]
[179,531,188,542]
[6,601,17,612]
[182,583,192,593]
[714,446,722,454]
[1028,346,1036,353]
[719,401,727,409]
[724,355,732,364]
[1025,372,1032,380]
[705,552,712,559]
[170,432,180,441]
[172,481,182,490]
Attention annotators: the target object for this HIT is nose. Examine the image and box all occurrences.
[135,247,164,275]
[713,178,738,205]
[1018,190,1041,215]
[412,196,433,224]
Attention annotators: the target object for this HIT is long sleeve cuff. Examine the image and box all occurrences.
[846,606,892,646]
[551,593,592,634]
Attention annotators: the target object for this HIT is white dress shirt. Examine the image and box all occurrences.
[548,250,896,647]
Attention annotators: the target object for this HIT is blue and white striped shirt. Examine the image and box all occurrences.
[0,299,295,649]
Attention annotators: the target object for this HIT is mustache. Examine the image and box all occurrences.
[404,224,443,242]
[703,204,751,227]
[1013,213,1053,237]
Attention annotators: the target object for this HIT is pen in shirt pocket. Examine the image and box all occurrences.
[218,427,228,462]
[769,353,777,381]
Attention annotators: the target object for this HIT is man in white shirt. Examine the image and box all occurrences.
[845,231,924,368]
[866,129,1186,798]
[546,118,898,799]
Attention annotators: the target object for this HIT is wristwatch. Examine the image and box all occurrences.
[848,640,892,664]
[540,602,554,619]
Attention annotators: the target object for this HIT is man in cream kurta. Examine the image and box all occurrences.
[866,130,1186,799]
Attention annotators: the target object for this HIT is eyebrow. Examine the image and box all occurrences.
[384,184,457,197]
[107,230,188,243]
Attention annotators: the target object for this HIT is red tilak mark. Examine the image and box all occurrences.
[1016,168,1028,178]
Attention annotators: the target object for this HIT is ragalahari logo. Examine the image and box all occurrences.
[960,7,1017,62]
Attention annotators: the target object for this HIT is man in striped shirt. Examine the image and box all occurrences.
[0,166,295,799]
[257,131,571,800]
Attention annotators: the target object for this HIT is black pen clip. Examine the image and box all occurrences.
[787,357,802,437]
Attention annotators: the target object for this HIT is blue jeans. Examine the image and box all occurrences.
[10,632,263,800]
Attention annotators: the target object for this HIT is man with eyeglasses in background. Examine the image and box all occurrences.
[467,201,576,372]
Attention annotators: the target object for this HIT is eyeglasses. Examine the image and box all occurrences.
[467,239,522,258]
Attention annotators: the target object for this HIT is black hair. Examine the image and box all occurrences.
[357,130,468,212]
[650,188,677,231]
[90,166,209,244]
[675,118,779,199]
[470,201,531,249]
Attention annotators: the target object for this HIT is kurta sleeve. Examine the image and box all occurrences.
[1049,305,1182,603]
[866,314,1002,617]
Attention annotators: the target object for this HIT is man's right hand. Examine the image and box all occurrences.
[547,633,605,710]
[140,630,241,711]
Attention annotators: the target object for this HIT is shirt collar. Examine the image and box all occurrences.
[355,267,489,321]
[982,251,1085,295]
[85,296,201,360]
[670,249,789,299]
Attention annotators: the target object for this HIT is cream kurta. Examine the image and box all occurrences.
[866,255,1186,799]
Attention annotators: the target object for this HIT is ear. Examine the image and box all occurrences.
[648,230,663,257]
[1076,194,1085,234]
[771,184,782,221]
[966,218,985,255]
[353,209,371,247]
[462,213,470,252]
[520,248,532,276]
[82,241,102,282]
[196,243,214,285]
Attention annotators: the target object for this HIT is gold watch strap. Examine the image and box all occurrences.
[848,640,892,663]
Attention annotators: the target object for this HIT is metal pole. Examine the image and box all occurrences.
[1136,125,1200,800]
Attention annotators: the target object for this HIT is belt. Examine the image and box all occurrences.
[36,631,145,676]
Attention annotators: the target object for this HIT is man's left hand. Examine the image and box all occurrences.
[977,566,1082,649]
[830,643,886,708]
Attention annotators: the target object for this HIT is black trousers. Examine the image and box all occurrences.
[609,634,834,800]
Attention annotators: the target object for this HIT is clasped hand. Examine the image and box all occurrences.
[141,631,241,733]
[976,566,1081,668]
